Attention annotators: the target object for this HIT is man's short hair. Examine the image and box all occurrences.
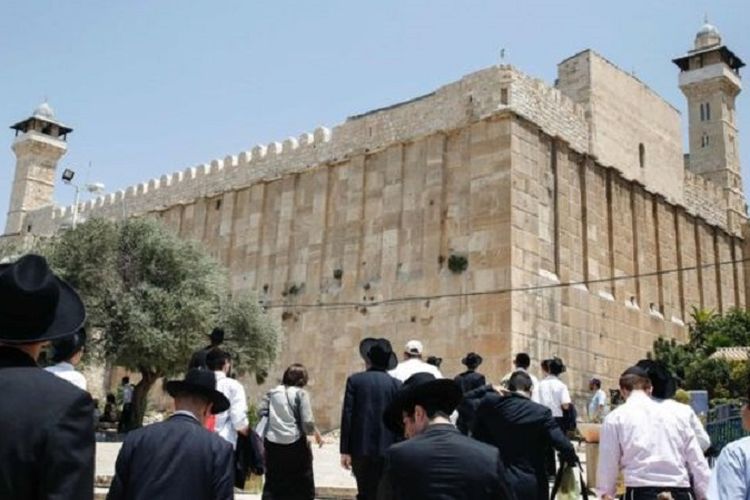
[514,353,531,369]
[549,357,565,376]
[541,359,551,373]
[122,376,130,384]
[403,397,453,421]
[590,378,602,388]
[206,348,231,371]
[508,370,533,393]
[619,366,652,392]
[282,363,308,387]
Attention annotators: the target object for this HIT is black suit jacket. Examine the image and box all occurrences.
[0,346,95,500]
[340,368,402,457]
[454,370,486,395]
[107,413,234,500]
[473,393,577,500]
[378,424,516,500]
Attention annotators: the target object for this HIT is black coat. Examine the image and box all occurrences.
[454,370,486,395]
[0,346,95,500]
[456,383,495,434]
[107,413,234,500]
[340,368,402,457]
[377,424,516,500]
[473,393,577,500]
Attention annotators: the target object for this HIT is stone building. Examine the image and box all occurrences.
[3,23,747,427]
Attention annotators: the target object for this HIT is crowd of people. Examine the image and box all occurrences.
[1,254,750,499]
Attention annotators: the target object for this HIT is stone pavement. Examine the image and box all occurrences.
[96,434,357,499]
[96,435,591,498]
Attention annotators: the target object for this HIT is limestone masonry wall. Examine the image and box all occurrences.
[509,116,744,403]
[24,65,589,236]
[684,170,729,227]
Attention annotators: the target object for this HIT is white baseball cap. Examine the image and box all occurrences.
[405,340,423,355]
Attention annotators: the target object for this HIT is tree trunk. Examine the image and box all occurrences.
[131,369,159,429]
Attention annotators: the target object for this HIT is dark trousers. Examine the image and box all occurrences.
[624,487,693,499]
[118,403,133,433]
[546,417,567,476]
[262,437,314,500]
[351,456,384,500]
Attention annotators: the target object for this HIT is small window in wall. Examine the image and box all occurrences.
[701,134,710,148]
[700,103,705,121]
[705,102,711,121]
[26,224,32,233]
[500,87,509,105]
[639,143,645,168]
[215,199,222,210]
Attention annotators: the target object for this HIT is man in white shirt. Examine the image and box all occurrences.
[587,378,608,423]
[636,359,711,452]
[388,340,442,382]
[206,348,249,448]
[45,328,87,391]
[537,357,572,476]
[500,353,540,403]
[597,366,710,500]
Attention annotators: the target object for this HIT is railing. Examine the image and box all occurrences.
[706,404,748,462]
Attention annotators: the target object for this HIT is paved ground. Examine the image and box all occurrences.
[97,435,591,498]
[96,434,357,498]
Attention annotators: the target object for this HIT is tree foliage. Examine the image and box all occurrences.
[651,306,750,400]
[38,217,280,426]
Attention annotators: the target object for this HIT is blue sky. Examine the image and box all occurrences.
[1,1,748,230]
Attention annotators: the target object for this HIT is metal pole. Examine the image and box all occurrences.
[72,184,80,229]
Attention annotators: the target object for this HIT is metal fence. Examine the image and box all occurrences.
[706,404,748,461]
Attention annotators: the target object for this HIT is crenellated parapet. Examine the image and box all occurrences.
[25,64,590,236]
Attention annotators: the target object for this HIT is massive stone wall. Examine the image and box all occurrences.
[557,50,686,204]
[509,115,745,404]
[24,64,588,237]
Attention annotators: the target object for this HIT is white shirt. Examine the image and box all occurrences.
[656,398,711,452]
[537,375,571,417]
[708,436,750,500]
[121,384,134,404]
[45,362,87,391]
[388,358,443,382]
[597,390,710,499]
[588,388,609,420]
[214,371,249,448]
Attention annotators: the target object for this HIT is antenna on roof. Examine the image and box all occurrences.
[499,48,506,64]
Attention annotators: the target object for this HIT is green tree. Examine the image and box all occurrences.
[651,307,750,401]
[43,217,280,427]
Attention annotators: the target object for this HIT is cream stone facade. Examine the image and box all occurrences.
[3,25,747,427]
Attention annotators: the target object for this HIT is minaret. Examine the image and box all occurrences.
[673,20,746,232]
[5,102,73,235]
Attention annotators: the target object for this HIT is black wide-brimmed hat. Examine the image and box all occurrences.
[0,254,86,344]
[461,352,483,369]
[383,372,462,434]
[636,359,677,399]
[359,338,398,370]
[165,369,230,414]
[208,327,225,344]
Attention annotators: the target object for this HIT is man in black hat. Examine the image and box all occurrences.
[454,352,486,395]
[378,373,516,499]
[636,359,711,452]
[107,368,234,500]
[597,365,709,500]
[340,338,402,500]
[0,254,95,500]
[188,326,225,370]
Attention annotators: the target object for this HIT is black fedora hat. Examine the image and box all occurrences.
[359,338,398,370]
[165,369,230,414]
[0,254,86,344]
[461,352,483,369]
[636,359,677,399]
[383,372,462,434]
